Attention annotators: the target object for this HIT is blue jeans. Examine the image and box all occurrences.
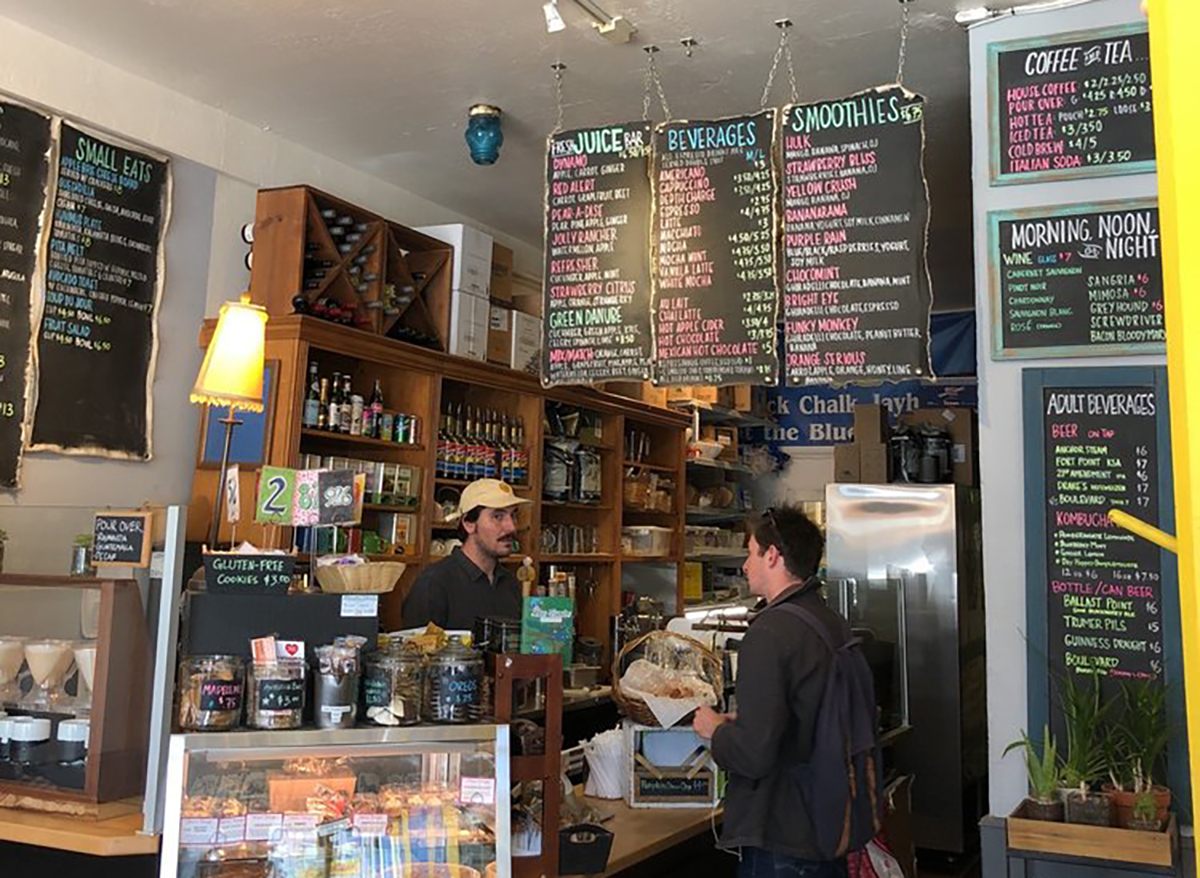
[738,848,849,878]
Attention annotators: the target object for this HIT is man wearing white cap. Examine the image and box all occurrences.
[402,478,532,630]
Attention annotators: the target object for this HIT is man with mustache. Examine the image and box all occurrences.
[402,478,531,630]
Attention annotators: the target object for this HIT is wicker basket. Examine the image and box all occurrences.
[315,561,406,594]
[612,630,723,728]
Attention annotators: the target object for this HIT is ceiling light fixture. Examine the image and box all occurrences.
[543,0,566,34]
[464,105,504,165]
[955,0,1098,27]
[543,0,637,42]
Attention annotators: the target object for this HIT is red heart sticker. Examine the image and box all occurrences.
[285,643,299,656]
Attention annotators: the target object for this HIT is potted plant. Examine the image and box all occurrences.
[1004,725,1064,821]
[1058,674,1113,825]
[1105,681,1172,830]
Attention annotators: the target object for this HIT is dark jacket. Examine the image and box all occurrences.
[401,547,521,630]
[710,580,845,859]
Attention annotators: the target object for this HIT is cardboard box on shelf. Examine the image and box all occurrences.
[859,442,891,484]
[487,301,513,366]
[491,243,513,303]
[416,223,493,297]
[719,385,770,416]
[834,444,860,483]
[667,386,720,405]
[449,289,489,361]
[605,382,668,408]
[511,274,542,318]
[853,404,889,444]
[898,407,979,486]
[511,311,541,374]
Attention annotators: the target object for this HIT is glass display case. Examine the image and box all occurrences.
[161,726,511,878]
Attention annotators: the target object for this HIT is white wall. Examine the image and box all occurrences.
[967,0,1161,816]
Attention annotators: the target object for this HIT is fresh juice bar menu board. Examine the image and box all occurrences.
[1041,385,1164,687]
[542,122,653,387]
[989,24,1154,183]
[651,111,779,387]
[781,87,932,385]
[990,200,1163,359]
[30,123,169,458]
[0,101,51,488]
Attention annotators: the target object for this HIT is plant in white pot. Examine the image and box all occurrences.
[1004,725,1064,821]
[1058,674,1113,826]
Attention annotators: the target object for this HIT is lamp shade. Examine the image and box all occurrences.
[190,295,268,412]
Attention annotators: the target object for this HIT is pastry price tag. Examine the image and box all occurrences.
[460,776,496,806]
[354,813,389,837]
[283,813,319,840]
[180,817,219,846]
[245,812,284,842]
[218,816,247,844]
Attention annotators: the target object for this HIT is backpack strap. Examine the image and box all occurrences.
[774,602,857,653]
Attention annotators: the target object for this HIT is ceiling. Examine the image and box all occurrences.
[0,0,1047,308]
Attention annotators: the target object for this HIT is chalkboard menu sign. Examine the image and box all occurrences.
[990,200,1163,359]
[542,122,653,386]
[989,24,1154,184]
[93,511,152,567]
[651,111,779,387]
[1041,386,1164,691]
[30,122,170,458]
[203,553,297,595]
[0,101,51,488]
[781,87,933,385]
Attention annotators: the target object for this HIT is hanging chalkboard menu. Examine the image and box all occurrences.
[651,111,779,387]
[0,101,51,488]
[989,24,1153,184]
[30,122,170,458]
[781,87,932,386]
[1041,385,1164,698]
[542,122,653,387]
[990,199,1163,359]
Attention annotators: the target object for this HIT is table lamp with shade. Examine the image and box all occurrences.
[190,294,268,549]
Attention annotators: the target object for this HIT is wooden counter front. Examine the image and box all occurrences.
[583,792,724,876]
[0,806,159,857]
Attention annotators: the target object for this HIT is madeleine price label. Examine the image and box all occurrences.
[180,817,219,846]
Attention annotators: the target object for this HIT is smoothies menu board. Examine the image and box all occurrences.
[30,123,170,458]
[990,24,1154,183]
[782,87,932,385]
[990,200,1163,359]
[1042,386,1164,687]
[0,101,51,488]
[651,111,779,387]
[542,122,653,386]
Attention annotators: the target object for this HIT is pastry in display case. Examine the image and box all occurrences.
[0,575,151,814]
[161,726,512,878]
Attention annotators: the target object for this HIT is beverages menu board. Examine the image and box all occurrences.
[651,111,779,387]
[31,123,170,458]
[1042,386,1163,687]
[542,122,653,386]
[0,101,51,488]
[990,200,1163,359]
[990,24,1154,183]
[782,87,932,385]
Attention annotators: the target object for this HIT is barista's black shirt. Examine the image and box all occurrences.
[401,547,521,630]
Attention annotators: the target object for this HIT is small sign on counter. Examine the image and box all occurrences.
[92,510,152,567]
[203,553,296,595]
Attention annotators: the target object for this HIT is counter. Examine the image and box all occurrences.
[0,806,158,857]
[583,791,724,876]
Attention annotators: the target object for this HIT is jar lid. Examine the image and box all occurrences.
[0,717,11,741]
[9,717,52,742]
[58,719,90,744]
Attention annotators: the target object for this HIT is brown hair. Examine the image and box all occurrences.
[749,505,824,581]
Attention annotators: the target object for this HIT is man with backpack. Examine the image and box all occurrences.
[694,505,883,878]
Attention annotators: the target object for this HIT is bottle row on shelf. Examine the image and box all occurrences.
[435,403,529,484]
[301,363,422,445]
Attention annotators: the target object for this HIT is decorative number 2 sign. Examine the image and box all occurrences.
[255,467,296,525]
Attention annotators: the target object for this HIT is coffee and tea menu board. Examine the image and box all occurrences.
[0,101,51,488]
[651,111,779,387]
[30,123,169,458]
[990,200,1163,359]
[542,122,653,386]
[990,24,1154,183]
[1042,386,1163,686]
[782,87,932,385]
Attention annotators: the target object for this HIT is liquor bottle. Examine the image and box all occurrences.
[349,394,364,437]
[302,362,321,428]
[462,407,476,480]
[317,377,331,430]
[368,380,384,439]
[339,375,354,433]
[514,416,528,484]
[453,403,468,480]
[435,411,448,478]
[500,416,513,482]
[327,372,342,432]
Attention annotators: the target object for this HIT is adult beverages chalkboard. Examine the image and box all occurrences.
[31,122,170,458]
[0,101,51,488]
[782,87,932,386]
[1042,386,1163,694]
[651,111,779,387]
[542,122,653,386]
[990,24,1153,183]
[93,511,152,567]
[990,200,1163,359]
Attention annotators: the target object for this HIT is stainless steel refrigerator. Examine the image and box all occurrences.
[825,483,987,856]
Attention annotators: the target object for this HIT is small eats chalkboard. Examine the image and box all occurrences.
[989,24,1154,184]
[990,200,1163,359]
[651,111,779,387]
[0,100,52,489]
[92,511,152,567]
[542,122,654,386]
[31,122,170,458]
[203,553,297,595]
[781,87,933,385]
